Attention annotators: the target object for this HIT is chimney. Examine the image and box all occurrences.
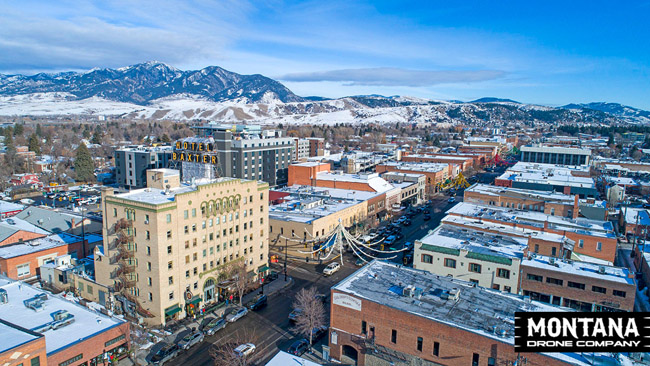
[543,220,549,231]
[573,195,579,219]
[71,218,75,228]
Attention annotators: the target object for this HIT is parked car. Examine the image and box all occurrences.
[312,325,329,340]
[288,339,310,356]
[151,344,179,365]
[385,235,397,249]
[234,343,256,357]
[323,262,341,276]
[226,307,248,323]
[314,293,327,303]
[403,253,413,265]
[178,330,204,350]
[403,242,414,251]
[264,271,279,283]
[288,308,303,323]
[249,295,268,311]
[355,258,365,267]
[203,317,227,336]
[448,197,456,203]
[423,213,431,221]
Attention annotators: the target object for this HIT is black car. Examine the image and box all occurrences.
[288,308,303,323]
[151,344,180,366]
[423,214,431,221]
[288,339,310,356]
[249,295,267,311]
[264,271,279,283]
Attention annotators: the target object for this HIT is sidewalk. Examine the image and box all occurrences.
[123,276,294,366]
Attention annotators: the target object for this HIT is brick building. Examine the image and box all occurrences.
[0,278,130,366]
[520,255,635,312]
[400,152,474,171]
[0,319,46,366]
[0,217,49,247]
[447,202,617,263]
[329,260,614,366]
[0,233,89,281]
[376,161,458,198]
[494,162,597,198]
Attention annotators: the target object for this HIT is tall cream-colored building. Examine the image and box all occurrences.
[95,169,269,325]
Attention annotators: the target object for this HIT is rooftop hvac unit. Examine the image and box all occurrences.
[403,285,415,298]
[0,288,7,304]
[24,293,48,312]
[598,266,606,274]
[549,258,555,265]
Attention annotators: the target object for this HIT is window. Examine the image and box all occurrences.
[527,274,543,282]
[444,258,456,268]
[361,320,367,334]
[433,342,440,357]
[168,276,173,285]
[167,230,172,239]
[147,277,152,286]
[579,239,584,248]
[497,268,510,279]
[166,214,171,223]
[113,208,117,217]
[597,242,602,251]
[87,285,93,295]
[192,208,196,217]
[504,286,511,293]
[169,292,174,300]
[146,246,151,255]
[421,254,433,264]
[146,230,150,240]
[488,357,496,366]
[167,246,172,254]
[16,263,30,277]
[417,337,423,352]
[613,290,626,298]
[534,244,539,253]
[472,353,479,366]
[391,329,397,343]
[568,281,585,290]
[469,263,481,273]
[148,292,153,301]
[184,225,189,234]
[184,210,189,219]
[147,262,152,271]
[546,277,563,286]
[592,285,606,294]
[167,261,173,270]
[551,247,557,257]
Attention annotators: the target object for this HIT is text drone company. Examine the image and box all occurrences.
[515,312,648,352]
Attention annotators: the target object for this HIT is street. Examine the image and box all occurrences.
[163,192,463,366]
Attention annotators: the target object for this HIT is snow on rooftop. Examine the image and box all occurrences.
[465,183,575,203]
[623,208,650,226]
[448,202,615,238]
[0,233,81,259]
[419,224,526,260]
[380,161,449,173]
[522,255,634,285]
[441,215,572,244]
[0,200,26,213]
[264,351,322,366]
[0,279,124,355]
[315,172,395,193]
[0,320,41,353]
[333,261,617,366]
[114,177,238,205]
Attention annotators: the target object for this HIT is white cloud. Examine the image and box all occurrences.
[279,67,506,87]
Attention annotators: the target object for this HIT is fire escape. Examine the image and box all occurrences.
[110,218,153,318]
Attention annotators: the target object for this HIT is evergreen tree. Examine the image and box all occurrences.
[161,134,171,143]
[13,124,24,136]
[28,134,40,155]
[91,131,102,145]
[3,127,13,144]
[607,134,615,146]
[74,143,95,182]
[35,124,42,137]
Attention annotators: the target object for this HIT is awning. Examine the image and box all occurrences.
[257,265,269,273]
[187,295,202,306]
[165,304,182,316]
[247,270,256,278]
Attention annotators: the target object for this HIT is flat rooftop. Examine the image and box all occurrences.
[405,154,472,161]
[466,183,576,203]
[379,161,449,173]
[270,187,367,224]
[448,202,615,238]
[419,224,526,261]
[0,278,124,355]
[0,319,42,354]
[315,172,395,193]
[441,215,572,245]
[522,254,634,285]
[113,177,240,205]
[333,261,616,366]
[0,233,81,259]
[497,164,594,188]
[521,145,591,155]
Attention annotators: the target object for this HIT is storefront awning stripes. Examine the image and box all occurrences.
[165,304,182,316]
[258,265,270,272]
[187,295,201,306]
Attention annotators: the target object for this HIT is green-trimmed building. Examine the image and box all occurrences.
[96,168,269,325]
[414,223,523,294]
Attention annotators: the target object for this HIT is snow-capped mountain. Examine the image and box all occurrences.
[0,62,648,125]
[0,61,303,104]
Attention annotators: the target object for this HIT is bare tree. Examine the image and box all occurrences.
[209,327,258,366]
[292,287,326,347]
[226,259,250,306]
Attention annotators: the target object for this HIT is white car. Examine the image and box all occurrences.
[323,262,341,276]
[226,307,248,322]
[234,343,256,357]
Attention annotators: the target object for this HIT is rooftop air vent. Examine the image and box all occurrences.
[598,266,606,274]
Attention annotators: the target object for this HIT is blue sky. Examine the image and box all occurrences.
[1,0,649,108]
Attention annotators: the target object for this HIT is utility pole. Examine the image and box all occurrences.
[284,237,288,282]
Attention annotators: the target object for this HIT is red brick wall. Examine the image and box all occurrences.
[0,231,47,247]
[402,155,472,171]
[48,322,130,366]
[329,289,573,366]
[288,163,331,186]
[0,240,83,280]
[0,336,46,366]
[376,165,447,197]
[521,263,635,311]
